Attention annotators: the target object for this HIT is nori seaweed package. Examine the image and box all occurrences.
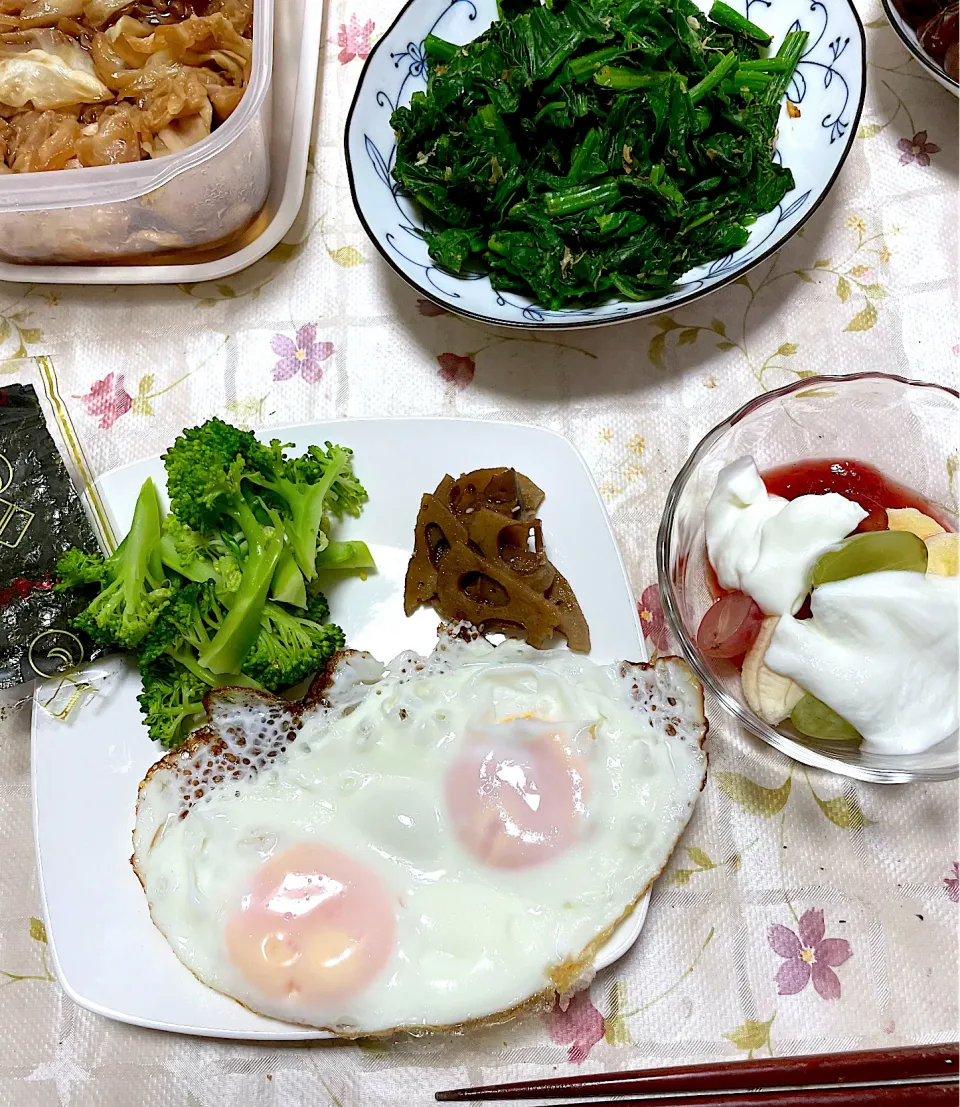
[0,383,108,688]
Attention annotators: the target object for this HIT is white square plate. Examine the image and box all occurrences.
[32,418,648,1039]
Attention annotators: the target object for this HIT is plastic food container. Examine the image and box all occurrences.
[0,1,274,265]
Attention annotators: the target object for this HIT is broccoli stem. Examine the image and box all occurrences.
[313,541,376,572]
[543,179,621,215]
[124,479,165,602]
[688,52,738,104]
[158,534,219,584]
[70,478,171,649]
[271,547,308,607]
[708,1,773,45]
[197,502,283,675]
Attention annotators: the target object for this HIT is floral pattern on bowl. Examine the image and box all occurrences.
[345,0,867,329]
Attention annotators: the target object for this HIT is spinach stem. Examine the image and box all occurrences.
[762,30,809,106]
[688,51,738,104]
[424,33,459,63]
[708,0,773,44]
[545,45,629,92]
[724,70,774,93]
[543,179,621,215]
[594,65,668,90]
[737,56,794,72]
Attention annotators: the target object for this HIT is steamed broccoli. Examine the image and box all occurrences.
[162,421,286,675]
[137,656,210,749]
[139,582,225,669]
[236,435,370,580]
[56,479,172,649]
[58,418,370,750]
[242,601,345,691]
[138,583,265,747]
[55,548,108,588]
[158,516,243,599]
[314,540,377,572]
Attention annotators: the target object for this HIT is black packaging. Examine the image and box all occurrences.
[0,383,107,687]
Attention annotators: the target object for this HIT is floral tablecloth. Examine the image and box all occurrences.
[1,2,957,1104]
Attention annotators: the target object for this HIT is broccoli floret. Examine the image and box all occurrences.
[305,588,330,625]
[138,587,265,747]
[241,601,345,691]
[162,421,286,675]
[137,656,209,749]
[158,516,243,599]
[242,439,365,581]
[62,479,172,650]
[55,548,107,589]
[287,442,369,521]
[139,582,224,667]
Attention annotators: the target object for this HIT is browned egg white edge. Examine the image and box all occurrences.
[130,646,708,1038]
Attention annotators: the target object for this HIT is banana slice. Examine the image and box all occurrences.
[926,531,959,577]
[741,617,805,725]
[886,507,945,541]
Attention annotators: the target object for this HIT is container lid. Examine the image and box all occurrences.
[0,0,274,213]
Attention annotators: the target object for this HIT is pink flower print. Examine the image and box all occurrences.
[337,15,375,64]
[437,352,475,390]
[769,909,852,1000]
[417,298,448,318]
[638,583,670,652]
[945,862,959,903]
[80,372,132,430]
[271,325,334,383]
[544,991,605,1064]
[898,131,940,167]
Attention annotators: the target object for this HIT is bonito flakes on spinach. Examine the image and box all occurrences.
[390,0,807,309]
[0,383,108,688]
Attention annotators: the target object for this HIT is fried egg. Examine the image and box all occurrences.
[132,626,707,1035]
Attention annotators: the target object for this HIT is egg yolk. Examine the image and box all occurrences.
[225,842,395,1004]
[445,719,585,869]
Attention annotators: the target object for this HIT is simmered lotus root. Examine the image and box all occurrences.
[404,468,590,651]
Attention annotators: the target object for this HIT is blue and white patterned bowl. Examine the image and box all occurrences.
[345,0,866,329]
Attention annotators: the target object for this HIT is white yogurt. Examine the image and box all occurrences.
[705,457,867,615]
[766,572,959,755]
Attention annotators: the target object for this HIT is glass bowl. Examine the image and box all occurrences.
[657,373,959,784]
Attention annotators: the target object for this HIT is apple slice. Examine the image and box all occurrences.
[886,507,945,541]
[926,532,959,577]
[741,616,804,725]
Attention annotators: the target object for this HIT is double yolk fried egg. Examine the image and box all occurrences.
[132,627,707,1035]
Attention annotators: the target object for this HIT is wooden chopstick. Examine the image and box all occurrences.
[434,1042,959,1102]
[522,1086,957,1107]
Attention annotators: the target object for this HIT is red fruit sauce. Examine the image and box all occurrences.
[703,458,953,619]
[762,458,952,534]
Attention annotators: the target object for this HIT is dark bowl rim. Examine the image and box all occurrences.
[877,0,959,91]
[343,0,868,331]
[656,372,960,784]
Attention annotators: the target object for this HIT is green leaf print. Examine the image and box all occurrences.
[723,1014,775,1057]
[716,771,792,817]
[685,847,716,870]
[845,303,878,332]
[29,917,47,944]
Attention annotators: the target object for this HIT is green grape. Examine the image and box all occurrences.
[790,694,861,742]
[811,530,927,588]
